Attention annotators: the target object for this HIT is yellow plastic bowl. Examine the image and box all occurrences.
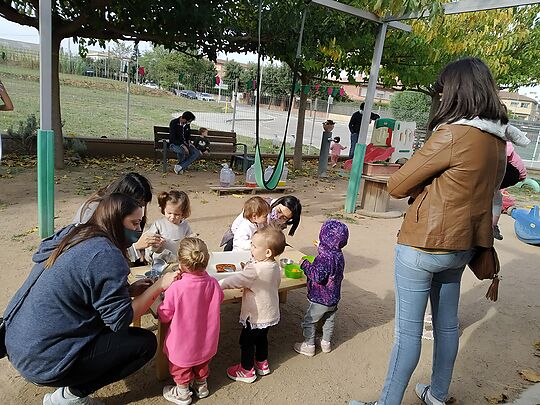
[284,263,304,279]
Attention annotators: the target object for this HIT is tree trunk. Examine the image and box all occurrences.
[425,92,440,141]
[52,35,64,169]
[293,77,308,170]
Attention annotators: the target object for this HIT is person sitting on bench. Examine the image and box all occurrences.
[169,111,199,174]
[193,127,211,157]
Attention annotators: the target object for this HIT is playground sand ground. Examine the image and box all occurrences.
[0,162,539,405]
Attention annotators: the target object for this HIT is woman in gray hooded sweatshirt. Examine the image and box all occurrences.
[4,193,179,405]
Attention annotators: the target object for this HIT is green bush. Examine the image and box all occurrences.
[389,91,431,129]
[7,114,38,154]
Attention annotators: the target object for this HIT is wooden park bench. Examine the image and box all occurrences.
[153,126,254,173]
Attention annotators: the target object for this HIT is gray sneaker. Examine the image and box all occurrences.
[415,383,445,405]
[174,165,184,175]
[43,387,104,405]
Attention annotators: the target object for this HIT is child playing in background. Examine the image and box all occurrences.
[220,226,286,383]
[193,127,211,156]
[294,219,349,356]
[146,190,193,263]
[330,137,347,167]
[222,196,271,251]
[158,238,224,405]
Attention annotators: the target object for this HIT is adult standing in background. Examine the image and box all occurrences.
[348,102,380,159]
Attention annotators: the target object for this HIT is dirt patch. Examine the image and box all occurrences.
[0,158,539,404]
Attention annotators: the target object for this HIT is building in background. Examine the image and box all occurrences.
[500,91,539,121]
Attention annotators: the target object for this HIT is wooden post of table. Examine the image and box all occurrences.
[278,290,287,304]
[156,320,169,380]
[359,175,390,213]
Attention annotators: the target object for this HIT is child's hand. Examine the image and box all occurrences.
[159,270,181,291]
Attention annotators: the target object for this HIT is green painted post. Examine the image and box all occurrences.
[38,129,54,237]
[344,143,366,213]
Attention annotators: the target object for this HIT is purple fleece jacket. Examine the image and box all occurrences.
[301,219,348,306]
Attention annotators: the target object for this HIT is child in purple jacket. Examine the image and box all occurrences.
[294,219,349,356]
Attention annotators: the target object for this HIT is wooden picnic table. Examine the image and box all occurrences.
[129,247,308,380]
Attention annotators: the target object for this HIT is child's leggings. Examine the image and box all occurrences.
[240,321,269,370]
[169,360,210,385]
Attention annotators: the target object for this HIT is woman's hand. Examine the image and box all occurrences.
[134,231,165,250]
[158,270,182,291]
[128,278,154,297]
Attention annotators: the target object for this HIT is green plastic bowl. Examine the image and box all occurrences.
[284,263,304,279]
[301,255,315,264]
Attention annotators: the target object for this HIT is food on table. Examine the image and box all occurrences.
[216,263,236,273]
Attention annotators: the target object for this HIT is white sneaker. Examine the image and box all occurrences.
[163,385,192,405]
[192,379,209,398]
[43,387,104,405]
[174,165,184,175]
[320,339,332,353]
[294,342,315,357]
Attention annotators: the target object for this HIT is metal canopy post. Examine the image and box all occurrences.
[308,0,411,214]
[345,22,388,213]
[38,0,55,238]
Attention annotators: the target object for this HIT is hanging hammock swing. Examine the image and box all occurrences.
[253,0,307,190]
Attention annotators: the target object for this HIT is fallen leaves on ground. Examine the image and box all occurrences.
[519,368,540,382]
[484,393,508,404]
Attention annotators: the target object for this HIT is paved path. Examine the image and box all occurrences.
[190,104,374,153]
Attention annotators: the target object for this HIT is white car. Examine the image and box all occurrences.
[197,92,215,102]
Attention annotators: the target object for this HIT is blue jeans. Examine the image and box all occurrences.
[169,143,201,170]
[379,244,474,405]
[349,132,359,159]
[301,300,337,345]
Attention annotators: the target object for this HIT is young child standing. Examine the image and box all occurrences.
[158,238,224,405]
[220,226,286,383]
[146,190,193,263]
[223,196,270,252]
[330,137,347,167]
[294,219,349,356]
[193,127,211,156]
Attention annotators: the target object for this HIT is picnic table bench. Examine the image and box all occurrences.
[153,126,253,173]
[130,248,307,380]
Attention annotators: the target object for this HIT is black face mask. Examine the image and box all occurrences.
[124,228,142,247]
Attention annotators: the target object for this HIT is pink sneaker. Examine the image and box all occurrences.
[254,359,271,376]
[226,363,257,383]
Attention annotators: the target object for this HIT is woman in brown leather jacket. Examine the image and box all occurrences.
[351,58,507,405]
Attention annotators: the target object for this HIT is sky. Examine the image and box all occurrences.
[0,17,258,63]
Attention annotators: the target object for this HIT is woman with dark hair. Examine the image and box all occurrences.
[351,58,507,405]
[74,172,164,262]
[269,195,302,236]
[4,193,179,405]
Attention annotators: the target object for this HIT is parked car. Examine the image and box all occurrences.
[143,82,159,89]
[197,92,215,102]
[179,90,197,99]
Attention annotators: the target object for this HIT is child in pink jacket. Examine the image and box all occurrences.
[219,226,286,383]
[158,238,224,405]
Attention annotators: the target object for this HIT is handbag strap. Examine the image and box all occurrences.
[3,265,48,321]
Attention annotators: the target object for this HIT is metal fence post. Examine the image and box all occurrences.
[232,79,238,132]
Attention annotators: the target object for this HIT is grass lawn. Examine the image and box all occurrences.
[0,64,318,154]
[0,64,223,139]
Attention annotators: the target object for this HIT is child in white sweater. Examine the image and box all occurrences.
[146,190,194,263]
[219,226,286,383]
[228,196,270,251]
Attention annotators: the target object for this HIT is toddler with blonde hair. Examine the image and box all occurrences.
[158,238,224,404]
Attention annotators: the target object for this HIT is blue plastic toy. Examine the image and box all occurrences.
[511,205,540,245]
